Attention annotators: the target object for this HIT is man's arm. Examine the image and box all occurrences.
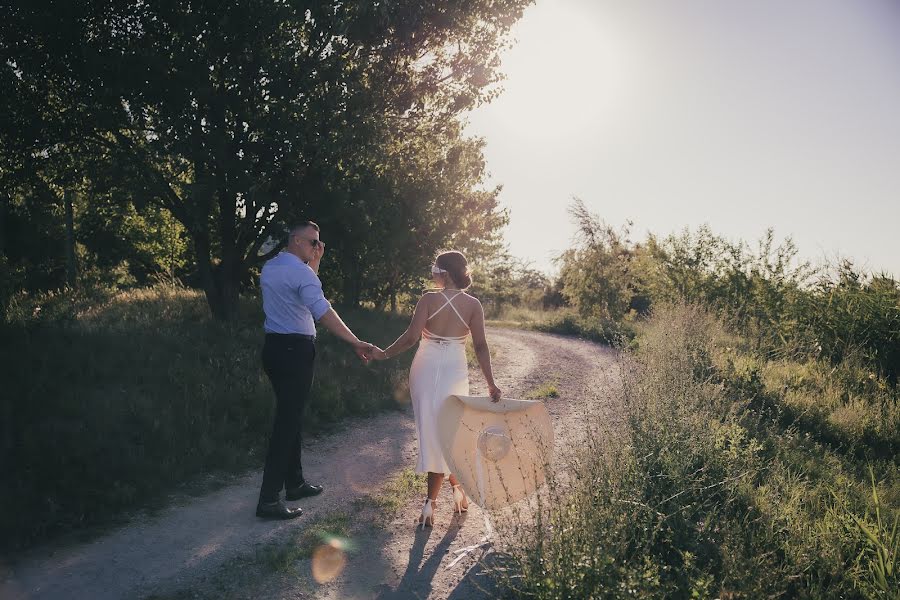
[318,308,368,347]
[319,309,373,361]
[298,251,371,358]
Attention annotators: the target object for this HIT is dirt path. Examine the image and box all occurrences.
[0,328,620,600]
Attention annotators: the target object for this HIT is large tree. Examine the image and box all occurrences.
[2,0,529,318]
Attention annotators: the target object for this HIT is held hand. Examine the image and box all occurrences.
[353,341,373,364]
[366,345,388,361]
[488,383,502,403]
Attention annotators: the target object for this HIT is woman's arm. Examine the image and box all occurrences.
[469,299,502,401]
[374,296,430,360]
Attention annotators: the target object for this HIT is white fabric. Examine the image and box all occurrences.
[409,291,470,474]
[445,443,494,569]
[436,395,554,509]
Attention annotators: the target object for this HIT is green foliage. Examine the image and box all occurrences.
[0,181,70,292]
[485,305,635,346]
[554,200,900,382]
[257,513,353,571]
[0,286,412,552]
[802,263,900,383]
[470,253,552,316]
[501,304,898,598]
[834,468,900,599]
[367,467,428,519]
[2,0,530,319]
[0,175,192,302]
[531,308,635,346]
[77,198,190,284]
[638,227,814,341]
[556,199,641,321]
[525,380,559,399]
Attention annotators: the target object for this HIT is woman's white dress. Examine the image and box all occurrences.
[409,291,470,475]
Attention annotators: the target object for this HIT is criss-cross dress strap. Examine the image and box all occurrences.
[425,290,468,327]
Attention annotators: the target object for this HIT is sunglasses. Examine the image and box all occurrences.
[293,235,321,248]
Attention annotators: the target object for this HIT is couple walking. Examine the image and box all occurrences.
[256,221,502,529]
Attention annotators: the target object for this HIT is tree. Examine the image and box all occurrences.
[2,0,530,319]
[556,198,637,321]
[469,252,549,316]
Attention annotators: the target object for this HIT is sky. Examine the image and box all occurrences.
[465,0,900,277]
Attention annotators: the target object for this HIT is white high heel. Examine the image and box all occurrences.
[451,484,469,514]
[418,498,435,530]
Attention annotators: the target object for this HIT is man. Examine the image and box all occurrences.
[256,221,373,520]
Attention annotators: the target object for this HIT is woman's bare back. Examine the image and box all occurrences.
[421,290,478,339]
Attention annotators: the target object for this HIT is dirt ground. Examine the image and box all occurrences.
[0,327,621,600]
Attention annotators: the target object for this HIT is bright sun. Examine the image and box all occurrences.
[483,2,633,143]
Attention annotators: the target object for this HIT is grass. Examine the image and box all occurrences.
[525,380,560,399]
[758,357,899,459]
[256,512,353,570]
[0,284,414,554]
[494,303,899,598]
[487,305,634,346]
[366,467,427,519]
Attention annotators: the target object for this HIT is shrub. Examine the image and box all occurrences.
[497,304,897,598]
[0,285,411,552]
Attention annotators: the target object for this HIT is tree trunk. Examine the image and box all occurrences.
[194,249,241,322]
[213,191,241,321]
[64,188,77,287]
[340,252,361,308]
[390,291,397,313]
[0,191,7,258]
[206,100,242,322]
[211,262,241,321]
[190,213,242,322]
[193,231,229,321]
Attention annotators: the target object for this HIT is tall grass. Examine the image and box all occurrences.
[497,304,898,598]
[556,205,900,382]
[0,285,412,554]
[486,305,634,346]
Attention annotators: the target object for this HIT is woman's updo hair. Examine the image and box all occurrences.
[435,250,472,290]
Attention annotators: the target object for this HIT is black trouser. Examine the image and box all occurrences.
[259,333,316,503]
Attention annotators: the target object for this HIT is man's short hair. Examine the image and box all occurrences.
[289,221,319,240]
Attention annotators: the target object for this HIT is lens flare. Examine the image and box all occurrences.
[311,537,347,584]
[477,425,512,462]
[392,376,410,405]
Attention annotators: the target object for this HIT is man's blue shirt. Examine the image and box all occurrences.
[261,252,331,335]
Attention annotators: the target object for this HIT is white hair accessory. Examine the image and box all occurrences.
[431,265,448,274]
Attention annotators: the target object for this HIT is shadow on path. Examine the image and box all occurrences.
[375,514,465,600]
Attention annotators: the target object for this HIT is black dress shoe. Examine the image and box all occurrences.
[256,499,303,520]
[285,482,324,500]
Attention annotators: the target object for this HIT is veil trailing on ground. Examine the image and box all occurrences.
[437,395,554,567]
[437,395,554,509]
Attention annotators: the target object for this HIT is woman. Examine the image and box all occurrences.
[370,250,502,528]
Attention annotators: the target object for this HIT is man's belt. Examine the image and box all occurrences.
[265,332,316,342]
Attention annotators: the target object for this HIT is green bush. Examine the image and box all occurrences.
[0,285,412,552]
[499,304,897,598]
[801,265,900,383]
[556,201,900,383]
[531,310,634,346]
[485,305,635,346]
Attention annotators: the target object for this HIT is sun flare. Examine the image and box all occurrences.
[480,2,633,142]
